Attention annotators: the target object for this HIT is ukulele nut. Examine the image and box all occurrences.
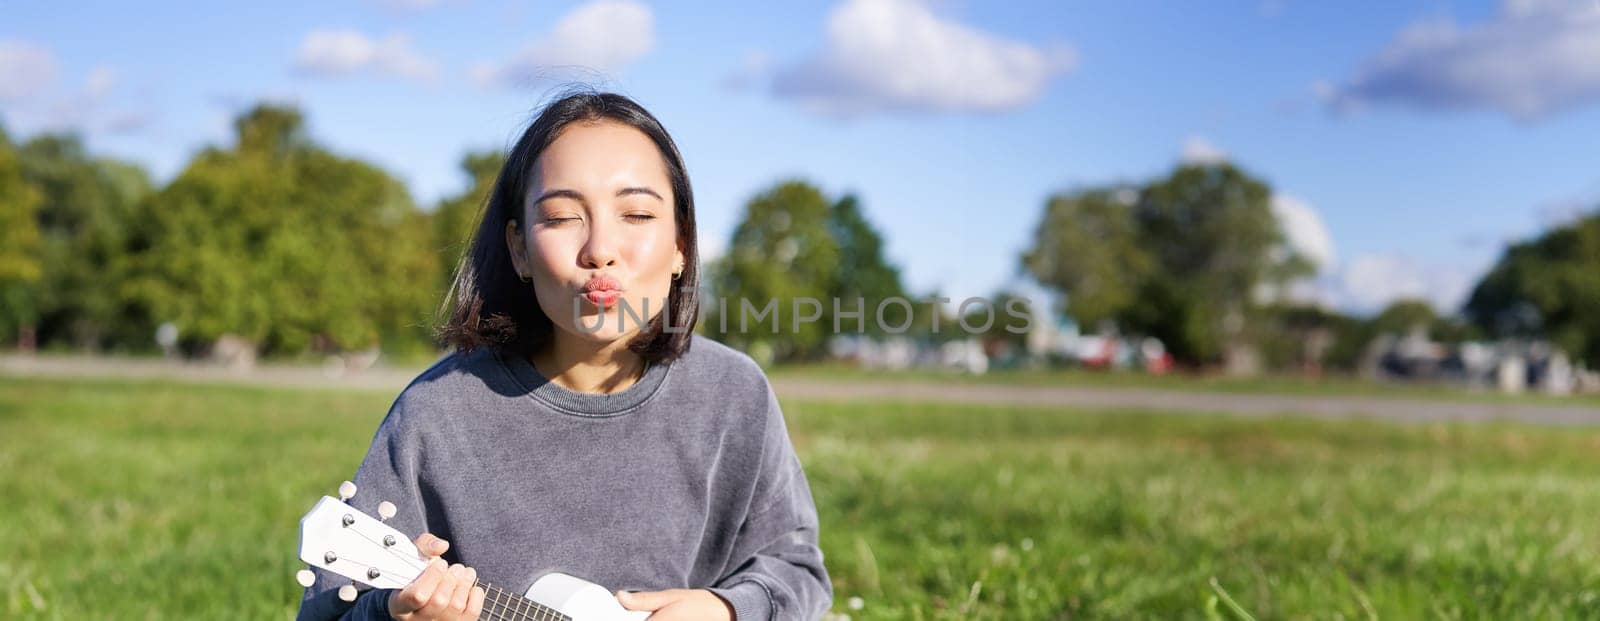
[324,551,338,564]
[383,535,396,547]
[368,568,381,580]
[342,514,355,527]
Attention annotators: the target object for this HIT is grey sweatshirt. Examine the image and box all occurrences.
[295,334,832,621]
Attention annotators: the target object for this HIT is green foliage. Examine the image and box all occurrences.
[432,151,504,293]
[1021,187,1152,328]
[122,104,440,355]
[822,193,909,338]
[707,180,842,360]
[0,127,43,342]
[1369,298,1438,334]
[959,290,1036,353]
[15,133,151,350]
[234,104,309,155]
[1256,299,1482,374]
[1024,164,1314,366]
[1466,211,1600,365]
[1249,303,1347,373]
[707,181,939,361]
[1130,164,1311,363]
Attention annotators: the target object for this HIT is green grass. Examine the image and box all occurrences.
[769,361,1600,407]
[4,376,1600,619]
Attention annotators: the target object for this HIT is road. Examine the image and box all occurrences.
[5,354,1600,426]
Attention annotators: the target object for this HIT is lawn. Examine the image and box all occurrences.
[768,362,1600,407]
[3,376,1600,619]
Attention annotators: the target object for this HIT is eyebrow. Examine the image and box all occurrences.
[533,186,663,206]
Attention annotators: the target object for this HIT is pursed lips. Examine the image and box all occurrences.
[581,274,623,306]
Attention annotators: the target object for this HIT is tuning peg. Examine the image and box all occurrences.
[339,481,357,502]
[338,584,359,602]
[296,568,316,588]
[378,501,396,521]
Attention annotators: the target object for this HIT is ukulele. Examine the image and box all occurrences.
[296,481,650,621]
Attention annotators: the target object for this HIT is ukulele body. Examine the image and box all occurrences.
[524,572,652,620]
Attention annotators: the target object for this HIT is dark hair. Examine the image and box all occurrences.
[436,88,699,363]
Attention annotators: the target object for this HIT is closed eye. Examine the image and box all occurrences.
[624,214,656,222]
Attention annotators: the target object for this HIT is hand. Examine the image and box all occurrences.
[616,588,735,621]
[388,534,485,620]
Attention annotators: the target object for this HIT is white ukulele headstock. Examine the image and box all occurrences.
[296,481,425,600]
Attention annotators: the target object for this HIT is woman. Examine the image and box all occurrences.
[296,90,832,621]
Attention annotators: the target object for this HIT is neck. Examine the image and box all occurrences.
[478,579,570,621]
[531,334,646,394]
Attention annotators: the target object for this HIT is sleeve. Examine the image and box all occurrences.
[706,382,834,621]
[295,393,433,621]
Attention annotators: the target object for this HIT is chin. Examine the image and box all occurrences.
[545,297,655,342]
[567,328,632,345]
[560,315,650,345]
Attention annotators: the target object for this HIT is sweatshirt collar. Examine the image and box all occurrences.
[495,348,671,417]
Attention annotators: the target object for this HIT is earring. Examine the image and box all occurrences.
[672,265,683,280]
[519,273,531,283]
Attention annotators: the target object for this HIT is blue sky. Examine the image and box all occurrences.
[4,0,1599,315]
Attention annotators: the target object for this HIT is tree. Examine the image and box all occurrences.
[960,289,1035,352]
[0,124,42,348]
[1132,163,1312,365]
[1256,302,1349,375]
[707,180,840,361]
[123,103,439,356]
[1369,299,1438,335]
[705,181,922,362]
[1022,163,1312,368]
[822,192,907,338]
[433,151,504,294]
[16,133,151,350]
[1465,210,1600,365]
[1020,187,1151,328]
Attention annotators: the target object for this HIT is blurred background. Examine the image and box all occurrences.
[4,1,1600,618]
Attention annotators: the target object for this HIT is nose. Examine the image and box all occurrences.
[578,218,619,269]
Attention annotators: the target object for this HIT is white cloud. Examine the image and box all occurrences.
[1333,253,1476,313]
[1271,193,1337,271]
[294,30,440,82]
[1325,0,1600,121]
[0,54,155,136]
[1180,134,1229,165]
[102,110,153,135]
[472,0,654,88]
[1254,194,1341,310]
[768,0,1077,117]
[0,40,58,101]
[85,66,116,99]
[722,50,772,91]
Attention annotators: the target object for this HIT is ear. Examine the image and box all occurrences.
[505,219,530,279]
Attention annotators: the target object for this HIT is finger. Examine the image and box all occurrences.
[426,563,463,612]
[395,558,448,614]
[466,585,486,619]
[642,601,690,621]
[413,532,450,557]
[448,565,476,612]
[616,589,687,612]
